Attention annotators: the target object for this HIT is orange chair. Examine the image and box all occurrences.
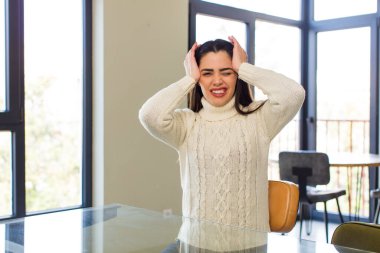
[269,180,299,233]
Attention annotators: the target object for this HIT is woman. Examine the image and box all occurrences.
[139,36,305,233]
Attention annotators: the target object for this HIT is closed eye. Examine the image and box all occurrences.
[221,71,233,76]
[201,72,212,76]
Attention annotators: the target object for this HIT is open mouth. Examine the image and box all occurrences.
[211,88,227,97]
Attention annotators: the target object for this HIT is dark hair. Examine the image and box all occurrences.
[187,39,255,115]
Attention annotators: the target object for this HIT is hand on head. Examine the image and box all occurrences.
[184,36,248,81]
[228,35,248,72]
[184,42,201,81]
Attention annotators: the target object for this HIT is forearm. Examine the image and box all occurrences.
[238,63,304,104]
[238,63,305,139]
[139,76,196,147]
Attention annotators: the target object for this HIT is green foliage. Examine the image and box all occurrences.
[24,76,81,212]
[0,76,82,215]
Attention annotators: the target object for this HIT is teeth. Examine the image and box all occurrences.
[212,89,225,94]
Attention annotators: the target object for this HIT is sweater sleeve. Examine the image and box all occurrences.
[139,76,197,149]
[238,63,305,140]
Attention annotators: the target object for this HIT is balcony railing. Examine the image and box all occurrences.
[269,118,371,218]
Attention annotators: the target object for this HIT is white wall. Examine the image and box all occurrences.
[93,0,188,214]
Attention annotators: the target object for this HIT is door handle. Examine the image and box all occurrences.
[306,117,315,124]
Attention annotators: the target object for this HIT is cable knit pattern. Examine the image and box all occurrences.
[177,217,268,252]
[237,121,247,227]
[139,63,305,243]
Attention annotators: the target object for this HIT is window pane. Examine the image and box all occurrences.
[255,20,301,179]
[24,0,83,212]
[316,28,370,217]
[0,1,5,112]
[255,21,300,83]
[196,14,247,50]
[202,0,301,20]
[0,131,12,217]
[314,0,377,20]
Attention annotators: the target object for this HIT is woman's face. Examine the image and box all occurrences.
[198,51,238,107]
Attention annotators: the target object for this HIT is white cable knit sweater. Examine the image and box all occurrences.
[139,63,305,233]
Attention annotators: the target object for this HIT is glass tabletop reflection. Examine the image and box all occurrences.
[0,204,373,253]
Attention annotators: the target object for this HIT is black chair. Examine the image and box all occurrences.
[370,189,380,224]
[279,151,346,242]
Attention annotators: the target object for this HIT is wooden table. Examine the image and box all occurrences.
[327,152,380,221]
[328,152,380,167]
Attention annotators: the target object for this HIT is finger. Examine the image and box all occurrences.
[228,35,235,45]
[229,35,239,46]
[190,42,198,54]
[186,43,196,60]
[233,39,242,50]
[233,38,244,51]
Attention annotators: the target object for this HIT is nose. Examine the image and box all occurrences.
[213,74,223,86]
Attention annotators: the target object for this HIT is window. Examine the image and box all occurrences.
[316,28,370,154]
[314,0,377,21]
[254,20,300,93]
[316,27,371,216]
[201,0,301,20]
[24,0,84,213]
[196,14,247,49]
[0,132,12,217]
[255,21,301,170]
[0,0,92,220]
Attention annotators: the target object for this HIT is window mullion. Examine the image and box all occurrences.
[5,0,25,219]
[82,0,92,208]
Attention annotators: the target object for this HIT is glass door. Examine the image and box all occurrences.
[316,27,371,218]
[255,20,301,179]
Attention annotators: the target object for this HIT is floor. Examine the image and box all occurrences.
[284,220,340,243]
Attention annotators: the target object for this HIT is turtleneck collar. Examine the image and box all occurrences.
[199,96,238,121]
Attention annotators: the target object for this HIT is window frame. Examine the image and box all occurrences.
[189,0,303,63]
[0,0,92,221]
[306,0,379,221]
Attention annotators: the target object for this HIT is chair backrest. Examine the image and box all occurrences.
[268,180,299,233]
[331,222,380,252]
[279,151,330,186]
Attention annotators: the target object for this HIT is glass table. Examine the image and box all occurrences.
[0,204,373,253]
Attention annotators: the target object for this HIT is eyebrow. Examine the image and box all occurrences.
[200,68,234,72]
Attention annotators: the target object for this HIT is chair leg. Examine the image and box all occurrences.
[299,203,304,238]
[336,198,344,223]
[374,203,380,224]
[323,201,329,243]
[306,204,312,236]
